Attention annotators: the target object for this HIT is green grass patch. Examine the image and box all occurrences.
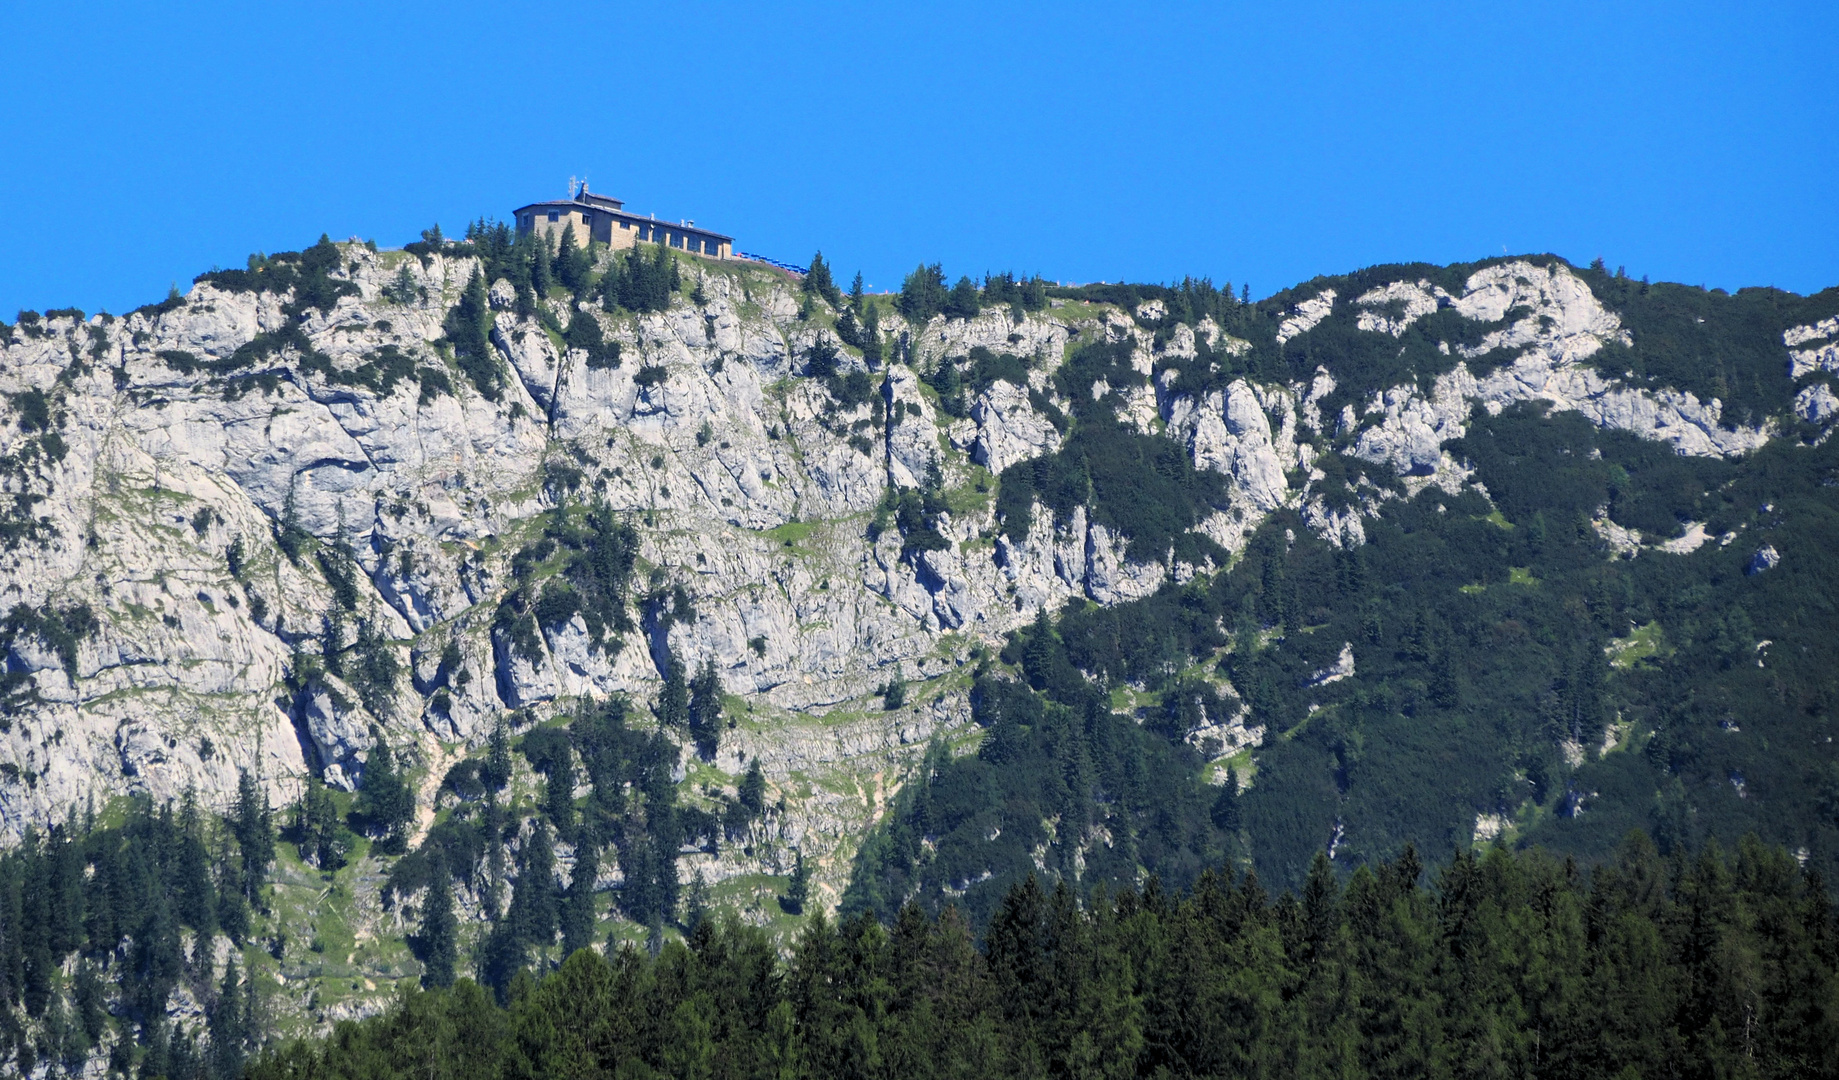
[1606,621,1670,670]
[761,520,817,547]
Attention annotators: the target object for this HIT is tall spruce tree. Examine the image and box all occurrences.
[780,851,808,916]
[543,750,577,842]
[512,819,558,950]
[688,661,723,761]
[560,841,598,958]
[419,853,457,989]
[445,267,501,400]
[860,299,882,366]
[208,955,248,1080]
[944,275,982,319]
[294,778,347,871]
[482,717,512,792]
[529,230,553,296]
[358,738,414,855]
[739,757,766,818]
[554,223,590,295]
[230,770,275,906]
[803,251,841,307]
[657,653,689,732]
[175,792,217,938]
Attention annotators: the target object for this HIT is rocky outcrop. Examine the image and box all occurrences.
[1168,380,1289,513]
[1277,290,1336,344]
[1787,318,1839,379]
[1355,279,1448,337]
[968,380,1061,474]
[1796,382,1839,424]
[1346,262,1771,480]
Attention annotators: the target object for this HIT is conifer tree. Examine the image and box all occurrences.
[445,267,501,400]
[512,819,558,949]
[1211,766,1243,832]
[657,653,690,732]
[688,661,723,761]
[483,793,508,919]
[565,308,618,370]
[544,750,577,842]
[419,853,457,989]
[482,717,513,792]
[560,842,598,958]
[358,738,414,855]
[46,826,84,956]
[529,231,553,297]
[230,770,275,906]
[684,869,709,936]
[739,757,766,819]
[348,616,400,716]
[780,851,809,916]
[860,300,883,366]
[175,792,217,938]
[139,1020,171,1080]
[554,223,591,294]
[294,778,348,871]
[802,252,842,307]
[209,955,248,1080]
[944,275,982,320]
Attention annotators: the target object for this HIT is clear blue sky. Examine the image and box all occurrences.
[2,1,1833,318]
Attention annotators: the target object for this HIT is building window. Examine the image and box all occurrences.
[547,211,559,222]
[619,220,629,229]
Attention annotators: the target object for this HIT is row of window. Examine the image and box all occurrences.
[517,212,724,255]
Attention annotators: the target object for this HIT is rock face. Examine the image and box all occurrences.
[0,247,1804,866]
[969,380,1060,474]
[1346,261,1773,475]
[1787,317,1839,378]
[1355,279,1449,337]
[1277,289,1336,344]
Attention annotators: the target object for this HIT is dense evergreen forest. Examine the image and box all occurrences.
[0,783,274,1079]
[246,836,1835,1079]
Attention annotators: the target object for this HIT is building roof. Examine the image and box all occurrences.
[513,198,734,244]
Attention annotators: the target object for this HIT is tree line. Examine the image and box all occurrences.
[249,832,1835,1080]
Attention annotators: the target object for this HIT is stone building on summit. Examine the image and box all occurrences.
[514,184,733,259]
